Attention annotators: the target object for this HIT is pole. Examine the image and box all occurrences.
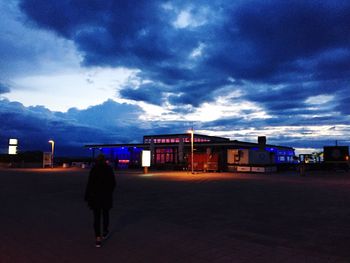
[191,128,194,174]
[51,142,54,168]
[49,140,55,168]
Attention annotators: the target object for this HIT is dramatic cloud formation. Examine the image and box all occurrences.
[0,0,349,155]
[0,99,147,155]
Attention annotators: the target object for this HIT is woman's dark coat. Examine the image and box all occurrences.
[84,162,116,210]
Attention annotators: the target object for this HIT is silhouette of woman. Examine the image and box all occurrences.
[85,154,116,247]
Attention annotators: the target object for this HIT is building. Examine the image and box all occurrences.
[85,133,295,171]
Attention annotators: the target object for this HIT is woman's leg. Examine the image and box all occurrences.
[102,209,110,235]
[92,208,102,237]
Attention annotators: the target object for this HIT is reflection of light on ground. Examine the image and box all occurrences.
[138,171,244,182]
[2,168,292,183]
[140,173,154,177]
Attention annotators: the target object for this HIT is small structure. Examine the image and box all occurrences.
[323,146,349,171]
[43,152,53,168]
[227,148,276,173]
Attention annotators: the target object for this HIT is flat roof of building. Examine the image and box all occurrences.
[143,133,230,141]
[85,140,294,151]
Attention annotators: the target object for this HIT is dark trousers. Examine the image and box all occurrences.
[92,208,110,237]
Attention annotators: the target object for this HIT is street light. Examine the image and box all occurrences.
[48,140,55,168]
[187,128,194,174]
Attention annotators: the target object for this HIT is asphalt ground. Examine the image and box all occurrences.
[1,168,350,263]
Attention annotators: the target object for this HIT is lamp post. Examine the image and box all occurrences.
[48,140,55,168]
[188,128,194,174]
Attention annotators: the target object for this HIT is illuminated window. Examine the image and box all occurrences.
[155,148,178,163]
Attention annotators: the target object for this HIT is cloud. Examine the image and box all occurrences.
[0,1,80,80]
[240,80,349,121]
[119,83,166,105]
[6,67,138,111]
[1,0,349,155]
[19,0,171,67]
[18,0,208,94]
[65,99,143,129]
[335,96,350,115]
[209,1,350,82]
[18,0,350,110]
[0,82,10,94]
[0,98,147,156]
[167,78,231,107]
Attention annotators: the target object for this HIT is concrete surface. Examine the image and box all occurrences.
[1,168,350,262]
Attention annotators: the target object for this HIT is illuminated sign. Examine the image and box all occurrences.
[9,139,18,145]
[8,146,17,155]
[142,150,151,167]
[8,138,18,155]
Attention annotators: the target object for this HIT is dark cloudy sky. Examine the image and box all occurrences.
[1,0,349,156]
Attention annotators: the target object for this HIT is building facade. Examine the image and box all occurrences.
[85,133,295,171]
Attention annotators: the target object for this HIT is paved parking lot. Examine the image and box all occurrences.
[1,168,350,262]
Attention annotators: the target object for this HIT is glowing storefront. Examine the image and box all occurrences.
[85,133,295,171]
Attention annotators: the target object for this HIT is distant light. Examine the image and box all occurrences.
[8,138,18,155]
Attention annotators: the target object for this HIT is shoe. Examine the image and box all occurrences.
[102,231,109,240]
[95,237,102,248]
